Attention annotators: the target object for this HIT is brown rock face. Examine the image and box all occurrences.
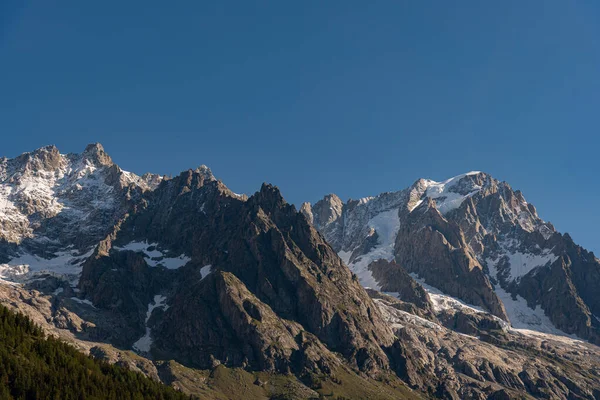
[394,199,508,320]
[156,270,303,371]
[373,292,600,400]
[516,256,600,343]
[300,194,344,251]
[82,143,114,167]
[4,145,600,399]
[154,270,345,376]
[79,171,394,378]
[308,171,600,344]
[368,259,434,315]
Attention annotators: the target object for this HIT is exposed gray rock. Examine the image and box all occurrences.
[2,145,600,399]
[79,170,395,379]
[375,293,600,399]
[308,171,600,344]
[0,143,164,261]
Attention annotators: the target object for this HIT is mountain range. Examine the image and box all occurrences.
[0,144,599,399]
[302,171,600,344]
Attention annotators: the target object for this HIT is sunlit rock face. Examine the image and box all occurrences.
[306,171,600,344]
[1,144,600,399]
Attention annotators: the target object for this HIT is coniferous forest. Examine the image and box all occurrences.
[0,304,192,400]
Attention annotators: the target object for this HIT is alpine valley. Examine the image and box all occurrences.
[1,144,599,399]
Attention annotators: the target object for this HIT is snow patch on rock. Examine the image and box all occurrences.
[0,247,94,284]
[487,258,573,337]
[410,273,487,314]
[375,298,443,331]
[133,295,169,353]
[70,297,96,308]
[200,265,212,280]
[340,208,400,290]
[421,172,482,215]
[408,199,423,212]
[505,250,556,279]
[487,241,558,281]
[511,329,584,346]
[114,241,191,269]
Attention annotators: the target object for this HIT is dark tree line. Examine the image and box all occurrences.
[0,304,194,400]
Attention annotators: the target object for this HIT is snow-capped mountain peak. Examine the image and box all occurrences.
[307,170,600,345]
[194,165,216,182]
[418,171,485,214]
[0,143,163,264]
[1,150,599,399]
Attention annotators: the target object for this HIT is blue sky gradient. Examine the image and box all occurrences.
[1,1,599,253]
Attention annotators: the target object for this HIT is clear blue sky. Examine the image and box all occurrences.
[1,1,599,253]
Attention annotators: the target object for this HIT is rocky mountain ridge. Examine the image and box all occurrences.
[77,170,396,378]
[0,144,599,399]
[0,143,164,273]
[302,171,600,345]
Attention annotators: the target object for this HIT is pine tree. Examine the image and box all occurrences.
[0,304,193,399]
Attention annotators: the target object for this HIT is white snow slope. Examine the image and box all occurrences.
[133,295,169,353]
[114,241,191,269]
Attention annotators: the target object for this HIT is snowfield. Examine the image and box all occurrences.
[133,295,169,353]
[200,264,213,280]
[114,241,191,269]
[340,208,400,290]
[487,239,558,281]
[420,171,482,215]
[0,247,94,284]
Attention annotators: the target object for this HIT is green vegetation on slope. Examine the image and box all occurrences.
[0,304,191,400]
[158,360,422,400]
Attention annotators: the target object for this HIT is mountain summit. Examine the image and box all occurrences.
[303,171,600,344]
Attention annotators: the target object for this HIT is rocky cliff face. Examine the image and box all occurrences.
[304,171,600,345]
[77,167,397,381]
[375,290,600,400]
[0,143,163,270]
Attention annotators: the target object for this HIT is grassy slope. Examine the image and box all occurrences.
[159,361,423,400]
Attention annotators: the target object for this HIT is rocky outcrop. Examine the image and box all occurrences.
[368,259,434,316]
[154,269,345,376]
[300,194,344,250]
[375,294,600,399]
[78,169,395,379]
[394,198,508,320]
[516,256,600,343]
